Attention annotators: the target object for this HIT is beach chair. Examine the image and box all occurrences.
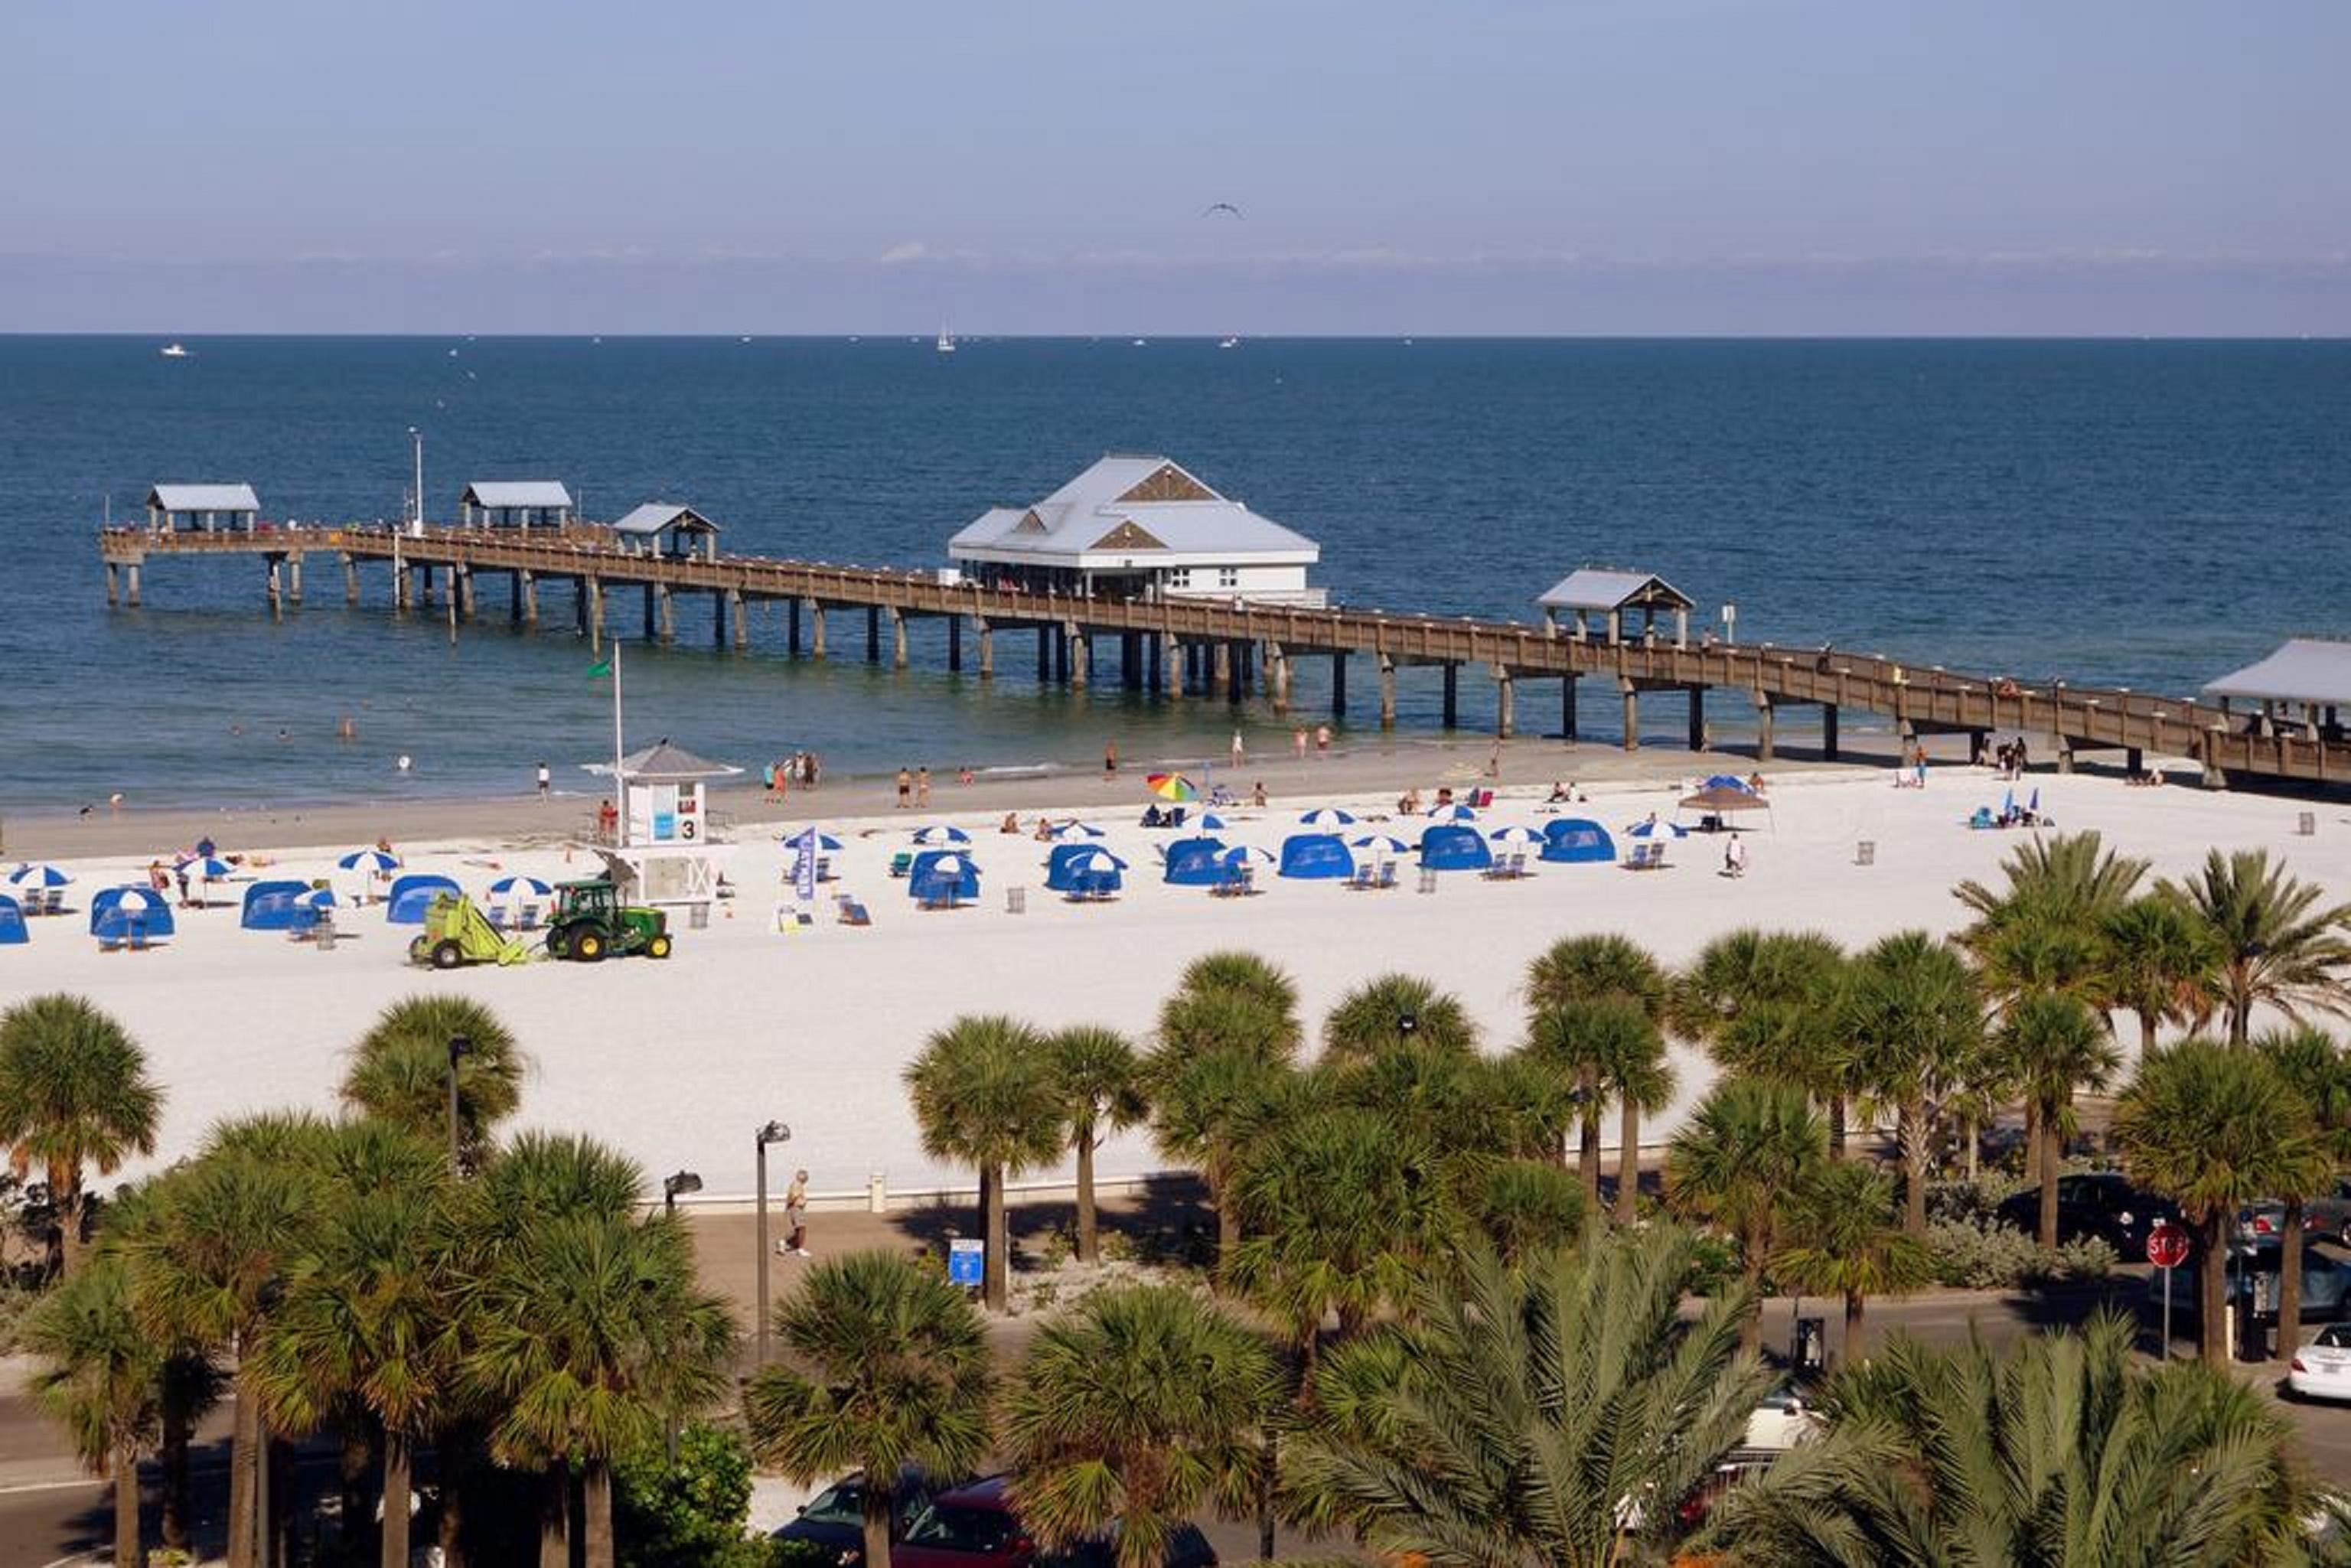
[1346,863,1374,891]
[1854,840,1877,866]
[888,852,914,879]
[836,896,873,927]
[1968,807,1995,830]
[43,888,63,916]
[518,901,542,930]
[1376,861,1399,890]
[1508,852,1528,879]
[1417,867,1439,895]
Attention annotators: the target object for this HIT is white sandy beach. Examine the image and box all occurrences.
[2,761,2342,1207]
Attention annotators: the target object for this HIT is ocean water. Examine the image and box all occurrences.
[0,336,2345,810]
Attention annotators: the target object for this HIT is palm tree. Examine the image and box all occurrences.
[1524,997,1652,1208]
[1665,1077,1827,1351]
[1997,992,2121,1250]
[1703,1314,2319,1565]
[1173,950,1300,1019]
[466,1208,733,1568]
[1046,1025,1146,1263]
[341,994,526,1172]
[905,1015,1066,1312]
[120,1123,328,1568]
[1003,1284,1278,1568]
[1160,951,1304,1065]
[89,1184,222,1557]
[2113,1039,2332,1366]
[1468,1159,1587,1263]
[2100,893,2222,1055]
[1844,931,1981,1234]
[1321,973,1477,1064]
[2255,1025,2351,1348]
[0,994,161,1278]
[1954,828,2149,933]
[2163,847,2351,1045]
[1145,1045,1304,1280]
[1772,1161,1931,1362]
[23,1257,165,1567]
[1282,1228,1772,1566]
[745,1251,993,1568]
[1674,930,1854,1150]
[1525,933,1669,1021]
[244,1120,458,1568]
[1229,1107,1447,1371]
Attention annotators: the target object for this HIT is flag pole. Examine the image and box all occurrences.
[611,639,627,847]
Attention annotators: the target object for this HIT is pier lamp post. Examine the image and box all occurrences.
[663,1169,703,1214]
[409,426,424,530]
[755,1120,793,1364]
[445,1034,474,1175]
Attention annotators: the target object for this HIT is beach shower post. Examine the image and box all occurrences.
[755,1119,793,1364]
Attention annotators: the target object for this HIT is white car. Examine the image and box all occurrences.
[1743,1381,1826,1451]
[2287,1323,2351,1401]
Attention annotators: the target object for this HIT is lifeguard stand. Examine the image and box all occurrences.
[584,740,739,911]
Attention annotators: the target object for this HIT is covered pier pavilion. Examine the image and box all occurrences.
[2204,638,2351,744]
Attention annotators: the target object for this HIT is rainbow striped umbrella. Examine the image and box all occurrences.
[1146,773,1198,803]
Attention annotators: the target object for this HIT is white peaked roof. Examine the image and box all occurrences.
[1537,569,1694,614]
[585,739,743,782]
[612,503,719,536]
[951,455,1318,566]
[148,484,259,513]
[2204,638,2351,707]
[461,481,573,510]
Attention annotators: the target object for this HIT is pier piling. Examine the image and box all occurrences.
[1495,666,1515,738]
[891,608,908,670]
[1562,673,1580,741]
[1753,695,1775,761]
[1442,663,1459,729]
[948,616,964,673]
[1687,686,1706,752]
[1620,680,1639,752]
[809,602,827,660]
[1331,651,1348,717]
[1378,656,1396,729]
[1821,703,1840,760]
[866,606,881,663]
[1069,626,1088,689]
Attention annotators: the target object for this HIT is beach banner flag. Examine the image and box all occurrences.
[588,656,612,677]
[794,835,817,901]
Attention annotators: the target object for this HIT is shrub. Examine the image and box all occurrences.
[1925,1218,2115,1289]
[614,1420,758,1568]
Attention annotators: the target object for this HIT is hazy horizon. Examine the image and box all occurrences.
[8,2,2346,335]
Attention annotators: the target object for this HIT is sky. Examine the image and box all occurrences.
[4,1,2348,334]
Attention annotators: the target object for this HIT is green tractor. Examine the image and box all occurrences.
[544,879,673,962]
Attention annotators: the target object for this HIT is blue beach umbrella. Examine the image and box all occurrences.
[1196,813,1229,831]
[2001,788,2016,816]
[1221,846,1277,867]
[1296,807,1357,828]
[175,856,235,880]
[1489,826,1544,846]
[1350,834,1412,855]
[1625,819,1686,839]
[488,875,553,898]
[7,864,70,889]
[911,824,971,846]
[1425,804,1479,823]
[338,848,400,872]
[781,828,843,852]
[1048,821,1108,839]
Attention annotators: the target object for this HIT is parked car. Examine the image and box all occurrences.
[1741,1380,1825,1454]
[2288,1322,2351,1401]
[2145,1239,2351,1322]
[1993,1172,2184,1260]
[777,1468,954,1565]
[891,1476,1216,1568]
[2300,1179,2351,1247]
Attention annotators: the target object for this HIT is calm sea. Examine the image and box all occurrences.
[0,336,2345,810]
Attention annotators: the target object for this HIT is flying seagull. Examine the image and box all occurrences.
[1202,202,1244,219]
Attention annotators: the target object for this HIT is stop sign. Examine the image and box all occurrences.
[2147,1221,2190,1270]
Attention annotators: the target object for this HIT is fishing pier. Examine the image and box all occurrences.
[94,522,2351,790]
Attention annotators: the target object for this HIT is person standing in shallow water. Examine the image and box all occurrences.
[896,768,912,808]
[782,1170,810,1256]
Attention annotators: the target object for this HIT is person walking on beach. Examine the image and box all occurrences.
[1104,740,1118,777]
[1293,727,1309,761]
[1315,723,1331,757]
[536,761,550,800]
[1723,833,1747,879]
[895,768,913,809]
[781,1169,810,1257]
[1231,730,1246,768]
[916,767,932,807]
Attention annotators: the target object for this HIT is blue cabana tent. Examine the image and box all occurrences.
[240,879,318,931]
[0,895,26,945]
[908,849,980,905]
[1419,823,1494,872]
[89,886,175,942]
[1278,833,1356,881]
[1046,843,1128,892]
[1540,819,1617,864]
[1162,836,1230,885]
[386,874,461,924]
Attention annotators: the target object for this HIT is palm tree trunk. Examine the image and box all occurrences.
[1075,1122,1099,1263]
[1901,1097,1928,1237]
[1257,1431,1278,1560]
[112,1436,141,1568]
[863,1482,894,1568]
[2229,980,2252,1048]
[2021,1103,2040,1186]
[1577,1103,1602,1210]
[1829,1094,1848,1161]
[341,1428,373,1560]
[584,1459,615,1568]
[2279,1199,2307,1361]
[161,1390,193,1551]
[982,1162,1009,1312]
[2138,1009,2157,1059]
[1844,1290,1867,1366]
[1738,1221,1767,1354]
[383,1431,412,1568]
[2201,1210,2232,1368]
[228,1381,260,1568]
[1961,1112,1981,1183]
[2036,1117,2062,1251]
[1215,1182,1241,1285]
[538,1469,570,1568]
[57,1170,86,1280]
[1614,1097,1640,1224]
[438,1422,479,1568]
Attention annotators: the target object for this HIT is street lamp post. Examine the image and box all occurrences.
[663,1169,703,1214]
[445,1035,474,1175]
[755,1120,792,1365]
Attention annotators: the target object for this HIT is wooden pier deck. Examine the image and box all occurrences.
[97,524,2351,788]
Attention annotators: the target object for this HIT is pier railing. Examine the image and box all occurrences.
[96,524,2351,787]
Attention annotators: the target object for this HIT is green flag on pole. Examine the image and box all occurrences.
[587,656,612,677]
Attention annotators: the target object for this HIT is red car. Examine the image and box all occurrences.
[891,1477,1216,1568]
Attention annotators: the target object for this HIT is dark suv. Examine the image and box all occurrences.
[1994,1172,2183,1260]
[890,1476,1217,1568]
[776,1468,954,1566]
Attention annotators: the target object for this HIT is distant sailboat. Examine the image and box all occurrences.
[1132,337,1148,347]
[1218,335,1241,350]
[159,342,190,358]
[936,328,957,354]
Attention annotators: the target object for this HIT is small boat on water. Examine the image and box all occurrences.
[159,342,189,358]
[1218,335,1241,350]
[935,328,957,354]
